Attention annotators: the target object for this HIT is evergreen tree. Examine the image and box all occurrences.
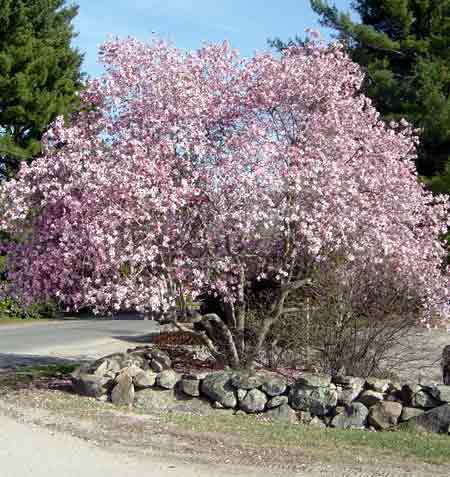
[272,1,450,185]
[0,0,83,179]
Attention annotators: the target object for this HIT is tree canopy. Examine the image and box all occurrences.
[272,1,450,187]
[0,0,83,180]
[1,38,448,367]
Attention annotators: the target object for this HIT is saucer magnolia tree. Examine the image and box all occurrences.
[0,37,448,368]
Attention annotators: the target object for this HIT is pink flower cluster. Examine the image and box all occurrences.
[0,38,448,324]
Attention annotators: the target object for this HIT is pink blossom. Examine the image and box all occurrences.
[0,37,448,327]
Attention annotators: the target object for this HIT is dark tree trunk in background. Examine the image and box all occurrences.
[443,345,450,385]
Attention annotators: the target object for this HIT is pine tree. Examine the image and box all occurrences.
[272,1,450,184]
[0,0,83,179]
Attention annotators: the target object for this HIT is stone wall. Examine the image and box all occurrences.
[71,346,450,435]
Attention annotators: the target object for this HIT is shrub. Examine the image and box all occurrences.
[0,295,57,320]
[264,257,426,377]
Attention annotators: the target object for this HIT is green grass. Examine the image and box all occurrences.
[0,294,58,321]
[0,316,52,325]
[160,412,450,465]
[0,363,80,387]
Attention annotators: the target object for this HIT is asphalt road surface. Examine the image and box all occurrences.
[0,317,159,369]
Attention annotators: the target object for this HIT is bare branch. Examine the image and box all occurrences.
[281,278,313,292]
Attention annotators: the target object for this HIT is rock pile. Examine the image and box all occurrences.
[71,346,450,435]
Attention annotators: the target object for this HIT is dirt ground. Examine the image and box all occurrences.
[0,389,450,477]
[0,375,449,477]
[0,326,449,476]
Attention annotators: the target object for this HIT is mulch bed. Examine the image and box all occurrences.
[150,331,309,381]
[150,331,199,346]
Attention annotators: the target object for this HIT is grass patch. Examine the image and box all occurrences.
[13,363,79,377]
[0,295,58,321]
[0,363,79,388]
[160,412,450,465]
[0,317,52,325]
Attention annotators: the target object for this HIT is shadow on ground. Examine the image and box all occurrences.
[112,333,158,344]
[57,311,148,321]
[0,353,89,371]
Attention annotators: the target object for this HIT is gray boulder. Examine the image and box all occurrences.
[134,388,229,416]
[89,355,123,376]
[157,370,179,389]
[237,389,247,401]
[179,376,201,397]
[111,373,134,406]
[412,391,440,409]
[70,364,88,380]
[92,360,110,377]
[336,377,365,405]
[384,393,402,403]
[72,373,111,398]
[150,360,164,373]
[406,404,450,434]
[368,401,403,430]
[149,349,172,371]
[264,404,297,424]
[365,377,390,393]
[266,395,289,409]
[124,364,143,378]
[134,370,157,389]
[261,376,287,397]
[357,390,384,408]
[331,402,369,429]
[332,374,354,385]
[425,385,450,404]
[201,372,237,408]
[388,382,403,394]
[122,355,145,369]
[239,389,267,413]
[402,384,440,409]
[289,379,337,416]
[400,407,425,422]
[230,373,264,390]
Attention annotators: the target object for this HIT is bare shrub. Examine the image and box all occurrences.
[263,258,425,378]
[159,256,430,378]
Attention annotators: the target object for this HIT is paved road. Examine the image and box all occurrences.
[0,414,269,477]
[0,317,159,369]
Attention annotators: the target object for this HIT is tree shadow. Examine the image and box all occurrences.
[57,311,148,321]
[112,333,159,344]
[0,353,90,371]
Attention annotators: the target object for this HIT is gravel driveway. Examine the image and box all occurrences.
[0,413,275,477]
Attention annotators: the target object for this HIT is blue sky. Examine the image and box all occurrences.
[73,0,353,77]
